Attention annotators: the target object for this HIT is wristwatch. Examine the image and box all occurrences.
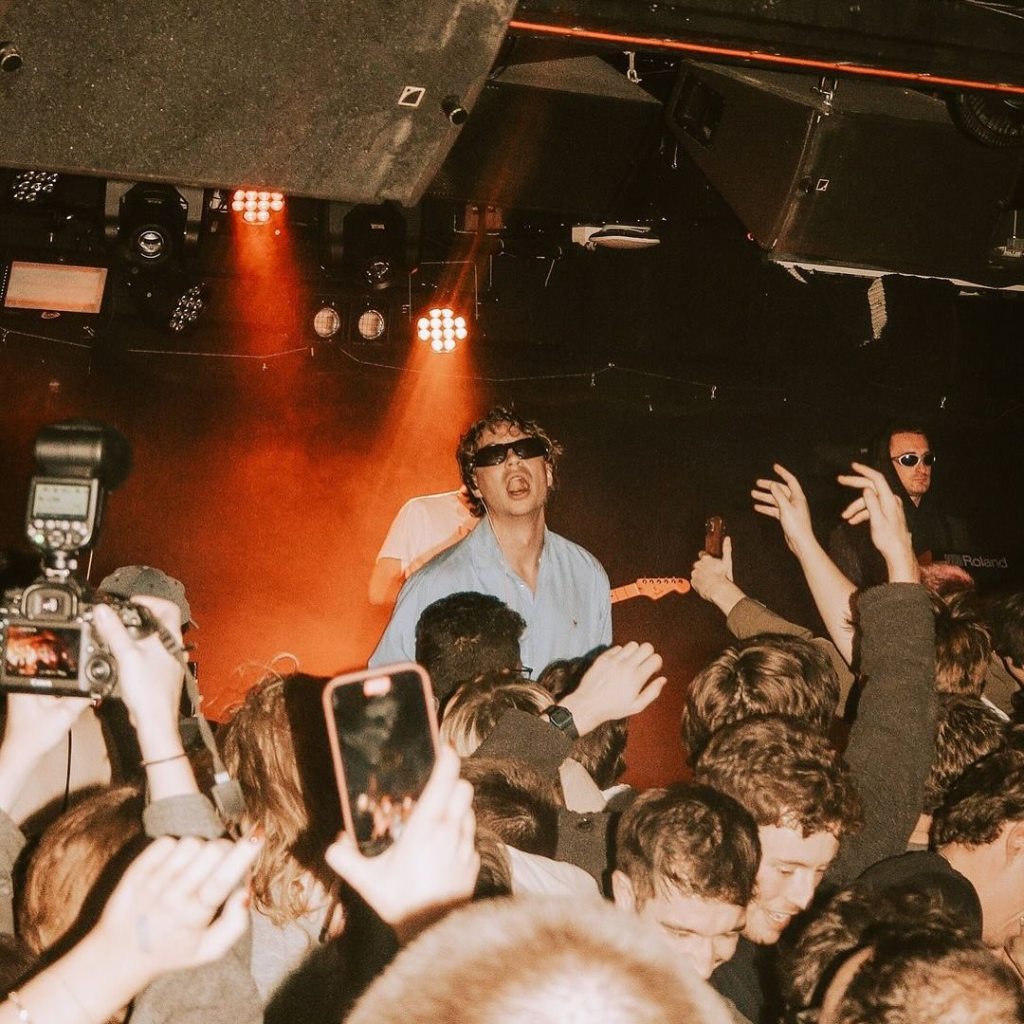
[543,704,579,740]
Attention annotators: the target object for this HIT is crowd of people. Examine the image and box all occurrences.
[2,406,1024,1023]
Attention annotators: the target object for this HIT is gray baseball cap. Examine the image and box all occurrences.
[98,565,195,628]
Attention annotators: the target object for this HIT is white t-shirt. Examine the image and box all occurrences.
[376,490,477,578]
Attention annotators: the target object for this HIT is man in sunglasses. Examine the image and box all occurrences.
[369,407,611,680]
[828,423,971,588]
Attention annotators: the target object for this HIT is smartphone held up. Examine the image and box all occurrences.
[322,663,439,856]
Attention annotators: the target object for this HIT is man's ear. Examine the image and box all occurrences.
[1006,820,1024,863]
[611,869,637,912]
[545,462,554,488]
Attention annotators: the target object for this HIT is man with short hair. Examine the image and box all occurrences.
[695,715,864,1022]
[414,592,525,708]
[859,748,1024,953]
[612,783,760,982]
[370,407,611,675]
[783,886,1024,1024]
[680,635,841,765]
[346,897,737,1024]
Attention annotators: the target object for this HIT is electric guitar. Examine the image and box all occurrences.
[610,577,691,604]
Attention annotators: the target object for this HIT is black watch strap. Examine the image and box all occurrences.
[543,704,579,741]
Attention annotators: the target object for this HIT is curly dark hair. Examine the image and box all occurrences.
[781,886,1022,1023]
[456,406,562,518]
[932,747,1024,848]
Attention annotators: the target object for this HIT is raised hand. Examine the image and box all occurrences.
[92,596,198,800]
[325,745,479,943]
[691,536,745,616]
[557,641,666,738]
[751,463,817,556]
[98,834,259,974]
[837,462,917,583]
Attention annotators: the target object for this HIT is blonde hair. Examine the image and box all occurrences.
[348,897,735,1024]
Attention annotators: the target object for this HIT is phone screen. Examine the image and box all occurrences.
[326,666,437,855]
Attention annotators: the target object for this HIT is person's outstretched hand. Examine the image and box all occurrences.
[691,536,745,616]
[837,461,918,583]
[751,463,818,557]
[325,746,479,943]
[557,641,666,738]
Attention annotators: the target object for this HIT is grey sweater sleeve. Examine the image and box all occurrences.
[130,793,263,1024]
[0,810,26,936]
[826,583,936,885]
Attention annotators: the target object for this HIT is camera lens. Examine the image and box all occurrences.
[85,654,114,692]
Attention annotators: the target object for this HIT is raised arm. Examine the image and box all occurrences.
[92,598,223,839]
[752,463,857,664]
[826,462,935,882]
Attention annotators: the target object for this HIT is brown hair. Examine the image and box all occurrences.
[694,715,863,838]
[932,748,1024,848]
[460,756,561,858]
[220,671,338,925]
[931,591,991,696]
[922,696,1005,814]
[781,886,1009,1021]
[681,635,840,765]
[19,784,146,954]
[615,783,759,907]
[456,407,562,518]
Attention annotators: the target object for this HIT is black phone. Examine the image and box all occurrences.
[322,663,439,856]
[704,516,725,559]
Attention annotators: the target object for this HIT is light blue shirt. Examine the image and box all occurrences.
[368,516,612,674]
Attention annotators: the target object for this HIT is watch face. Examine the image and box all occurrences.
[547,705,578,739]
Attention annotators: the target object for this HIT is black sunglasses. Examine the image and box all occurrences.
[892,452,936,468]
[472,436,549,468]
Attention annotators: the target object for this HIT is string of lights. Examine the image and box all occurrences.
[2,324,1020,423]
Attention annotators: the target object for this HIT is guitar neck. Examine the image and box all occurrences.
[610,582,643,604]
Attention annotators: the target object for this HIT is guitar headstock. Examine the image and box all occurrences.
[633,577,691,600]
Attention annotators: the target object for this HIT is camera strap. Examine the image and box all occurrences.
[179,660,247,831]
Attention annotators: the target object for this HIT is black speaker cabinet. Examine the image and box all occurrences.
[429,56,663,218]
[667,62,1024,282]
[0,0,517,205]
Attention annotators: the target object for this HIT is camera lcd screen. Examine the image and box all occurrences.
[3,624,81,680]
[31,482,91,518]
[330,670,435,855]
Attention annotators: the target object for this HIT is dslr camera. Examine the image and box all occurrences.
[0,421,154,698]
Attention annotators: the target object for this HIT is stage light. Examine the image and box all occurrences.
[356,307,386,341]
[125,267,207,335]
[118,184,188,267]
[416,306,467,353]
[233,188,285,225]
[169,283,206,333]
[10,170,58,203]
[313,304,342,339]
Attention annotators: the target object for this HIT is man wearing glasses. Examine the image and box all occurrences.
[369,406,612,678]
[829,423,971,587]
